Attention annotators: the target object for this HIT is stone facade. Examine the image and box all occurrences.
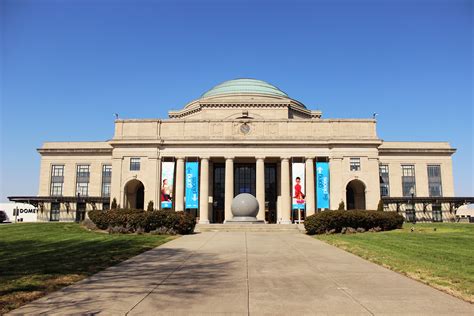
[33,79,456,223]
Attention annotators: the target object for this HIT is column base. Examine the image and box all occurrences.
[199,219,210,224]
[279,219,292,224]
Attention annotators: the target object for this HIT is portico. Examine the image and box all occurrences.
[157,155,321,224]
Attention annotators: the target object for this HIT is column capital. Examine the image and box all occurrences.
[176,156,185,161]
[255,156,266,160]
[280,156,291,161]
[305,157,314,161]
[224,156,234,160]
[200,156,210,160]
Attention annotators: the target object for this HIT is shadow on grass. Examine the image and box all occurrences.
[0,236,172,313]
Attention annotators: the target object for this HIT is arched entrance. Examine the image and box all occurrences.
[346,179,366,210]
[124,179,145,209]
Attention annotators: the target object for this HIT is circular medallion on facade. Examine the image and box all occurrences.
[240,123,250,134]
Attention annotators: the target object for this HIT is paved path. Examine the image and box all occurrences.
[10,232,473,315]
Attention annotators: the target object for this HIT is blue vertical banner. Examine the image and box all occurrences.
[185,162,199,209]
[316,162,330,209]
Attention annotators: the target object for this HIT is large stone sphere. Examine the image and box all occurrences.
[231,193,259,217]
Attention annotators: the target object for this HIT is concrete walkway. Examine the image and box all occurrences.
[10,232,473,315]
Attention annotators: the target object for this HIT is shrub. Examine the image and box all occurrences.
[111,198,118,210]
[88,208,196,235]
[304,210,404,235]
[377,199,384,212]
[88,210,109,230]
[147,201,154,212]
[338,201,345,210]
[145,210,179,232]
[174,211,196,235]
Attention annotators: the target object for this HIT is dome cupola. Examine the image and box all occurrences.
[201,78,288,98]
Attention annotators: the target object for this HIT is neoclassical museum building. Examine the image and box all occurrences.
[10,79,471,223]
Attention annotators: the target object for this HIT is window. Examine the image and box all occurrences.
[51,183,63,196]
[379,164,390,197]
[130,158,140,171]
[432,203,442,222]
[402,165,416,197]
[76,182,89,196]
[102,165,112,197]
[50,165,64,196]
[76,165,90,196]
[50,202,60,221]
[350,158,361,171]
[428,165,442,197]
[234,164,256,196]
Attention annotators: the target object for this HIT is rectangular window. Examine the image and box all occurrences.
[350,158,361,171]
[50,202,60,221]
[428,165,442,197]
[432,203,442,222]
[379,164,390,197]
[102,165,112,197]
[402,165,416,197]
[130,158,140,171]
[76,165,90,196]
[50,165,64,196]
[51,183,63,196]
[76,182,89,196]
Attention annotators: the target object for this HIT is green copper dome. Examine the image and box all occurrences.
[201,78,288,98]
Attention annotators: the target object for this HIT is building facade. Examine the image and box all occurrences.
[13,79,464,223]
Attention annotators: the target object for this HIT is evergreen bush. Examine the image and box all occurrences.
[304,210,404,235]
[88,208,196,235]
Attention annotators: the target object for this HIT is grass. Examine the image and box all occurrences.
[317,223,474,303]
[0,222,175,314]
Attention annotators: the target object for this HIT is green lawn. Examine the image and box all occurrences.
[0,223,174,314]
[317,223,474,303]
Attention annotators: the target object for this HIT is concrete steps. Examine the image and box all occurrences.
[195,223,305,233]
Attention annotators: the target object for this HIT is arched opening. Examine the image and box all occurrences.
[124,179,145,209]
[346,179,366,210]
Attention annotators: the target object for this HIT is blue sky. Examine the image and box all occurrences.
[1,0,472,201]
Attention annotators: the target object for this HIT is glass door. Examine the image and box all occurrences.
[212,164,225,223]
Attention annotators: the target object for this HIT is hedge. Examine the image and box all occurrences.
[88,209,196,235]
[304,210,404,235]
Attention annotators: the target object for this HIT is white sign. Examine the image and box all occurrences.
[0,203,38,222]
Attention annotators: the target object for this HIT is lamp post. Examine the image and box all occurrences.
[76,192,81,223]
[410,187,416,224]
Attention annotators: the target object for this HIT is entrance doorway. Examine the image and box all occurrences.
[124,179,145,209]
[212,164,225,223]
[346,179,366,210]
[265,164,277,223]
[234,164,256,195]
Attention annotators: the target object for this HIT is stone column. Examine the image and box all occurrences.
[305,157,315,216]
[224,157,234,223]
[199,157,210,224]
[175,157,185,212]
[156,157,161,210]
[256,157,265,222]
[280,157,292,224]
